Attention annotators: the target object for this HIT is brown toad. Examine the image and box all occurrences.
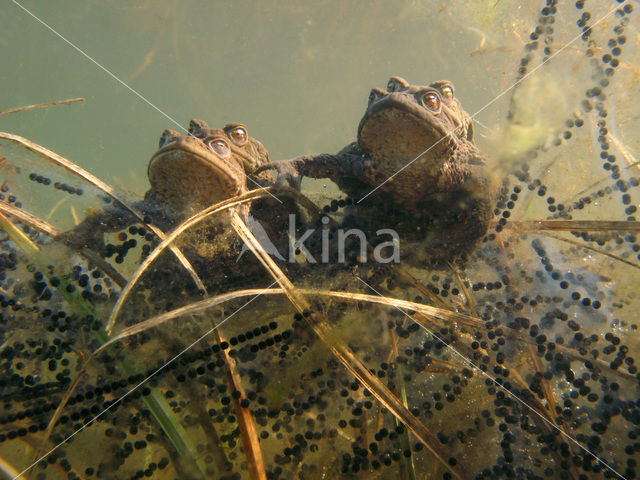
[259,77,494,262]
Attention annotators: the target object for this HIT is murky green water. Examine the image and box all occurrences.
[1,1,639,479]
[0,1,541,192]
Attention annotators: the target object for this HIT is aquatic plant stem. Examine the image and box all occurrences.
[0,454,21,479]
[104,186,318,335]
[0,132,204,293]
[388,328,417,480]
[0,214,208,479]
[196,309,267,480]
[0,199,127,287]
[230,212,466,480]
[104,189,268,334]
[0,98,84,115]
[509,219,640,232]
[95,329,210,478]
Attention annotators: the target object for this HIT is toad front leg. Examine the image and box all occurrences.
[255,147,371,194]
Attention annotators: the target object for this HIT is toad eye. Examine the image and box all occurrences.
[422,92,440,111]
[229,126,248,145]
[441,85,454,100]
[207,139,231,157]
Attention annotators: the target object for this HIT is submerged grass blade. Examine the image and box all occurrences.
[10,203,268,479]
[0,211,40,255]
[31,281,280,480]
[388,329,417,480]
[107,288,481,348]
[0,212,102,318]
[526,349,582,480]
[0,213,207,479]
[0,453,21,479]
[105,186,319,334]
[508,219,640,232]
[0,199,58,237]
[104,189,270,334]
[0,132,204,292]
[0,200,127,287]
[113,284,637,384]
[394,266,451,310]
[230,213,467,480]
[209,320,268,480]
[608,131,638,170]
[74,283,640,480]
[0,98,84,115]
[540,231,640,269]
[448,261,478,316]
[35,329,208,480]
[14,281,493,477]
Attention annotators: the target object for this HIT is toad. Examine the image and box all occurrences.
[258,77,494,262]
[60,120,269,253]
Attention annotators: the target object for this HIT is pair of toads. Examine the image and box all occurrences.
[67,76,493,272]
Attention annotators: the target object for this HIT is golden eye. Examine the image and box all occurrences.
[229,127,248,145]
[207,139,230,157]
[441,85,454,100]
[422,92,440,111]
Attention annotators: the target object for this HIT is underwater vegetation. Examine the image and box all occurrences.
[1,1,640,480]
